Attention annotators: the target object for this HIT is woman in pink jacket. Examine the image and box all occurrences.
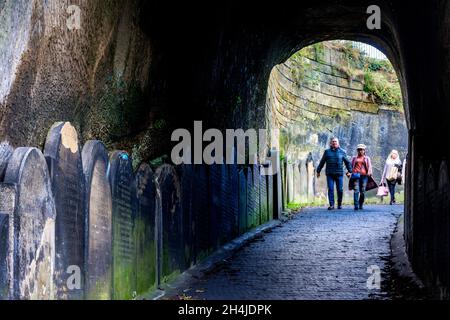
[350,144,373,210]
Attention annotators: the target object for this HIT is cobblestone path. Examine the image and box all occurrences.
[173,205,403,300]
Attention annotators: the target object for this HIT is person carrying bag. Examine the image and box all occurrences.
[380,149,402,204]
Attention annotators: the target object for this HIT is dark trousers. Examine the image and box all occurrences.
[387,180,397,202]
[353,175,368,208]
[326,174,343,207]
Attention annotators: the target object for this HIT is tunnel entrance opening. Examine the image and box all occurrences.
[266,40,408,211]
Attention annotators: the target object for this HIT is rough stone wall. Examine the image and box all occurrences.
[266,43,408,202]
[0,0,155,162]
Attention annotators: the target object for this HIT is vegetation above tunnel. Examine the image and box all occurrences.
[290,41,403,110]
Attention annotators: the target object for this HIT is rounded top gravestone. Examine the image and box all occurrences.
[154,164,183,283]
[82,140,113,300]
[4,147,56,300]
[108,151,137,300]
[135,163,156,295]
[44,122,85,300]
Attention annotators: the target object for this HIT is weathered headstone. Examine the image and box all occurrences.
[154,165,183,285]
[238,169,247,235]
[0,141,13,181]
[228,164,239,237]
[246,166,258,229]
[219,164,238,244]
[82,141,112,300]
[44,122,85,299]
[259,165,269,224]
[4,147,56,299]
[253,164,262,226]
[191,165,210,263]
[299,160,308,203]
[267,173,274,221]
[0,183,15,299]
[281,159,287,209]
[109,151,137,300]
[210,164,222,249]
[177,164,194,269]
[287,163,294,203]
[0,142,14,299]
[293,161,301,202]
[135,163,156,295]
[306,155,315,202]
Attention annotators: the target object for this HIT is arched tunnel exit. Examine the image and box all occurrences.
[0,0,450,305]
[267,40,408,211]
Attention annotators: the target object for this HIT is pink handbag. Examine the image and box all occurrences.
[377,184,389,197]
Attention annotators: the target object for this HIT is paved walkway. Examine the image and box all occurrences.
[171,205,403,300]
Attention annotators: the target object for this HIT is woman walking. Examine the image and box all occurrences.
[350,144,373,210]
[381,149,402,205]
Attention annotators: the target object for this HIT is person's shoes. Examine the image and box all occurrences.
[327,206,334,210]
[359,205,363,210]
[337,205,342,210]
[354,206,359,211]
[392,199,396,204]
[390,200,393,205]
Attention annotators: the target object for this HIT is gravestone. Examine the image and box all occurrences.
[0,183,15,299]
[44,122,85,299]
[246,166,258,229]
[287,163,294,203]
[135,163,156,295]
[0,143,13,299]
[191,165,210,263]
[253,164,262,226]
[154,165,183,285]
[109,151,137,300]
[219,164,238,244]
[259,165,269,224]
[218,164,229,245]
[299,161,308,203]
[281,160,287,209]
[210,164,222,249]
[238,169,247,235]
[228,164,239,237]
[267,173,274,221]
[293,162,301,202]
[4,147,56,299]
[82,141,112,300]
[177,164,194,268]
[0,141,13,180]
[306,156,315,202]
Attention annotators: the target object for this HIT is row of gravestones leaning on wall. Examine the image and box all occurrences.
[0,122,276,300]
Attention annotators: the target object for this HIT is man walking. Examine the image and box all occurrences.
[316,137,352,210]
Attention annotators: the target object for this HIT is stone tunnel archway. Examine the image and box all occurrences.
[1,0,449,299]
